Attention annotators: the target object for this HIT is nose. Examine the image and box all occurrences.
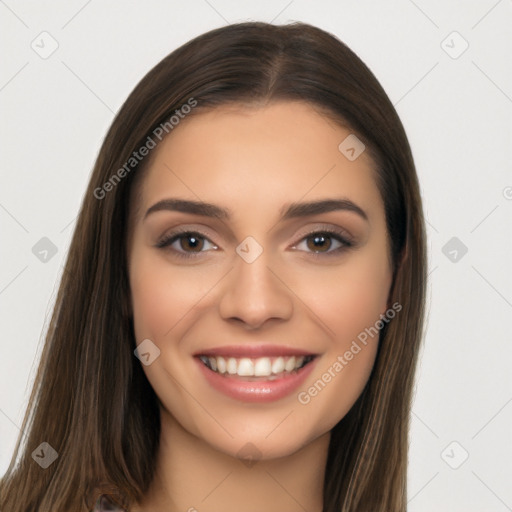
[218,248,294,330]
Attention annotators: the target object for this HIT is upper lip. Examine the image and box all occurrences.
[194,344,318,358]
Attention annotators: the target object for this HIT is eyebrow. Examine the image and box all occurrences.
[144,197,368,222]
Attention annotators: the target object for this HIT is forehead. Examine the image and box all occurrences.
[133,101,382,223]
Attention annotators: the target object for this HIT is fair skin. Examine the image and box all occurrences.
[126,101,392,512]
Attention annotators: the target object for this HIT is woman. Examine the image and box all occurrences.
[0,21,426,511]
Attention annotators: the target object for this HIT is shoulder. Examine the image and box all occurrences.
[92,494,127,511]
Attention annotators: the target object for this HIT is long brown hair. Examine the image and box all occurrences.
[0,21,426,511]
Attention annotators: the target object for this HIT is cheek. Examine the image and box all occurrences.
[299,253,391,347]
[326,276,389,345]
[129,250,216,342]
[290,249,391,435]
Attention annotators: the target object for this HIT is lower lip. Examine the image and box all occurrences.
[194,357,318,403]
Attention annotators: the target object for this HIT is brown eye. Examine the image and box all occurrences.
[155,231,218,259]
[293,229,353,257]
[306,233,333,253]
[178,234,205,252]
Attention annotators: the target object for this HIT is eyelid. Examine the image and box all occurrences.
[155,223,356,258]
[287,227,355,259]
[290,223,355,247]
[155,227,216,249]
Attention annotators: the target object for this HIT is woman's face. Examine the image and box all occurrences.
[127,101,393,460]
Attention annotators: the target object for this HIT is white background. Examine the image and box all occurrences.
[1,1,511,510]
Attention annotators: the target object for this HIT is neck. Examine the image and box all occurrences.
[133,407,329,512]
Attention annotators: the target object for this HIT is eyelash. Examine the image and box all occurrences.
[155,227,354,260]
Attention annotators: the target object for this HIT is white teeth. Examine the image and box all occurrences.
[216,356,226,373]
[254,357,272,376]
[284,356,296,372]
[227,357,237,374]
[237,358,254,376]
[200,354,312,377]
[271,357,285,374]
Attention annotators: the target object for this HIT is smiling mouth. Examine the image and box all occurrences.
[197,354,316,381]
